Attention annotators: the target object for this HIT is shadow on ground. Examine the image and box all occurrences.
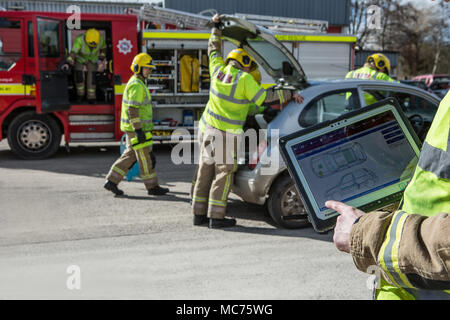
[0,142,332,242]
[0,143,196,184]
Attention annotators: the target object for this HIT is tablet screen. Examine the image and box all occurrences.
[286,106,420,221]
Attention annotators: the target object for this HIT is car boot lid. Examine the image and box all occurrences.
[216,15,308,90]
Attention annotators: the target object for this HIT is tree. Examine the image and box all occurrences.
[349,0,371,49]
[349,0,450,77]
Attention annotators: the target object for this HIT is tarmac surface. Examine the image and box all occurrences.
[0,139,371,299]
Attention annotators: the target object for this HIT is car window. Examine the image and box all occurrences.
[362,89,438,120]
[430,81,449,91]
[435,76,450,82]
[247,40,292,75]
[299,89,360,127]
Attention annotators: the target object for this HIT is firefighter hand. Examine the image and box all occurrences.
[325,200,364,253]
[293,93,304,104]
[212,14,220,23]
[135,128,146,144]
[97,59,106,72]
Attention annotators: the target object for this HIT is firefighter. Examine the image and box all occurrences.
[192,14,304,228]
[327,91,450,300]
[66,28,106,103]
[189,65,263,199]
[104,53,169,197]
[346,53,395,81]
[345,53,396,105]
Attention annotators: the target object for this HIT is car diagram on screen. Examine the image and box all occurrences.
[324,168,378,200]
[311,142,367,178]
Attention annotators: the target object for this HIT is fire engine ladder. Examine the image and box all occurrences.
[127,4,212,30]
[128,4,328,33]
[234,13,328,33]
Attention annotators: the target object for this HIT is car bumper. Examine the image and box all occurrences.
[232,164,285,205]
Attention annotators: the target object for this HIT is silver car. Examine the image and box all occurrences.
[218,16,441,229]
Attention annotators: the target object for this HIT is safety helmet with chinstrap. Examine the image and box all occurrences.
[130,53,156,74]
[225,48,256,71]
[85,28,100,48]
[367,53,391,75]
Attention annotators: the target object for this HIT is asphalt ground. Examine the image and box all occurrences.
[0,139,371,300]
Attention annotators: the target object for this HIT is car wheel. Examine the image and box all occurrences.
[7,111,61,159]
[267,172,310,229]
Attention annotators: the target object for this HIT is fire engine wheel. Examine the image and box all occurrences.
[267,172,311,229]
[7,111,61,160]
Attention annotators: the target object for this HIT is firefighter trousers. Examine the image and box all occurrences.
[74,61,97,100]
[189,130,204,199]
[192,126,238,219]
[106,131,158,190]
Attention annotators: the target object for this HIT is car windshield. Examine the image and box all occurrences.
[220,16,307,88]
[246,39,299,79]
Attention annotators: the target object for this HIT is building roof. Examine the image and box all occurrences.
[165,0,351,26]
[1,0,351,26]
[0,0,144,14]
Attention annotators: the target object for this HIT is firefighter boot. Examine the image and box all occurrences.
[193,214,209,226]
[147,185,169,196]
[104,180,124,196]
[209,217,237,229]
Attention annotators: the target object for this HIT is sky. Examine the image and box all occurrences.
[405,0,447,8]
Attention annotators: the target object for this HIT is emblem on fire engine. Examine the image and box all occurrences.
[117,38,133,55]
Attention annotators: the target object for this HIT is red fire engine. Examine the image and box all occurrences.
[0,11,142,159]
[0,7,355,159]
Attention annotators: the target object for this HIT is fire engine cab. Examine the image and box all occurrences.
[0,11,143,159]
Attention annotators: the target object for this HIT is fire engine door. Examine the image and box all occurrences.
[33,16,70,113]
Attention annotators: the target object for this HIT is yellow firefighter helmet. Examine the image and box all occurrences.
[85,28,100,48]
[130,52,156,74]
[225,48,256,70]
[367,53,391,75]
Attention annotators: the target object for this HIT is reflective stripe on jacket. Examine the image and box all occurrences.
[345,66,396,106]
[200,51,267,134]
[345,66,395,82]
[377,92,450,300]
[350,209,450,300]
[70,33,106,64]
[120,75,154,135]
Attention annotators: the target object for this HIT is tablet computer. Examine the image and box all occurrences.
[279,98,422,232]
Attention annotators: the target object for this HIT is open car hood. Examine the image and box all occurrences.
[217,15,308,89]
